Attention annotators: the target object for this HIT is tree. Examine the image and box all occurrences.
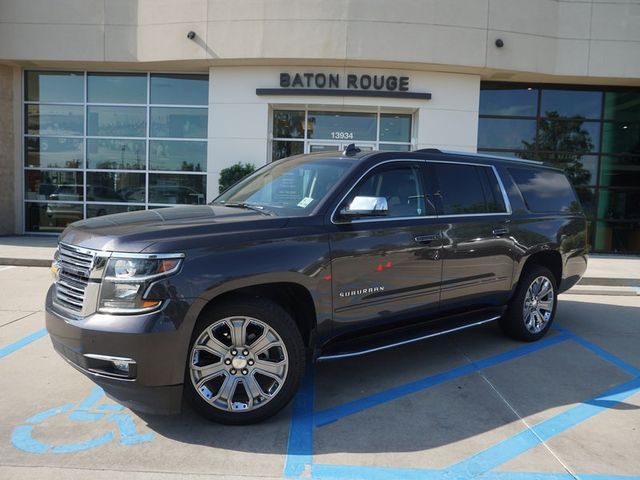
[219,163,256,193]
[517,111,593,187]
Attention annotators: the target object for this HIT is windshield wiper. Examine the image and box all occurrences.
[216,202,273,216]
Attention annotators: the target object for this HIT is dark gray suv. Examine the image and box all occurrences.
[46,148,588,424]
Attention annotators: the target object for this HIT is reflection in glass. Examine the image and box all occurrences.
[601,122,640,154]
[479,87,537,116]
[603,91,640,122]
[24,170,83,201]
[25,105,84,136]
[150,107,207,138]
[380,114,411,143]
[597,188,640,221]
[594,220,640,253]
[273,111,305,139]
[87,204,144,218]
[149,140,206,171]
[272,141,304,161]
[309,145,340,153]
[150,74,209,105]
[307,112,376,141]
[87,106,146,137]
[517,114,598,186]
[88,73,147,104]
[25,137,83,169]
[379,143,411,151]
[86,172,145,203]
[25,202,83,233]
[575,187,597,219]
[148,174,206,204]
[599,155,640,188]
[541,90,602,119]
[25,71,84,103]
[478,118,536,149]
[87,139,146,170]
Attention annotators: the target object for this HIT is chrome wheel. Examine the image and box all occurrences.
[189,316,289,412]
[523,275,555,334]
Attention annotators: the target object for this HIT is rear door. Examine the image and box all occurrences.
[428,161,515,311]
[328,161,443,333]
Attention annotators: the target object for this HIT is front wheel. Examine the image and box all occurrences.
[185,298,305,424]
[500,265,557,342]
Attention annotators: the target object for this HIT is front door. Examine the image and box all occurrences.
[328,161,443,335]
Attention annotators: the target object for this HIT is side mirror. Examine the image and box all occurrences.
[339,196,388,218]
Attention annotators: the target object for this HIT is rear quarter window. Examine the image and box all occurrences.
[508,167,580,213]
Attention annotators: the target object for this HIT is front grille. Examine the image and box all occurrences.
[54,243,95,312]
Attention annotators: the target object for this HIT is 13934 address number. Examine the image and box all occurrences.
[330,132,354,140]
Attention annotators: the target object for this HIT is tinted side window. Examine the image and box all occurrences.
[508,167,580,213]
[433,163,506,214]
[352,164,432,217]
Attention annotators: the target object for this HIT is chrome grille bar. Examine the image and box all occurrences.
[54,243,96,313]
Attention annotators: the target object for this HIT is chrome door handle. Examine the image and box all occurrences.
[414,234,440,243]
[492,227,509,236]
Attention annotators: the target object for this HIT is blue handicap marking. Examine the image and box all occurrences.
[11,386,154,454]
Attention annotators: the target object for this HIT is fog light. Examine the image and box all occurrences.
[112,360,130,374]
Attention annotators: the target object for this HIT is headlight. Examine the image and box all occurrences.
[98,255,183,314]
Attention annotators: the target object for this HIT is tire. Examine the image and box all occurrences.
[185,297,305,424]
[500,265,557,342]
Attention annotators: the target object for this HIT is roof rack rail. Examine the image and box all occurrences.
[413,148,443,154]
[343,143,362,156]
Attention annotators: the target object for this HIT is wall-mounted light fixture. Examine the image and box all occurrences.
[495,38,504,48]
[187,31,196,40]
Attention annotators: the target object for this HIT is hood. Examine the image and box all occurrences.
[59,205,289,252]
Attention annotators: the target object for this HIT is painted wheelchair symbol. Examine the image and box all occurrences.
[12,386,154,454]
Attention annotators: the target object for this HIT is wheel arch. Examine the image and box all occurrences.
[520,249,563,287]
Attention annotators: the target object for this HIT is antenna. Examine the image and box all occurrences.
[343,143,361,156]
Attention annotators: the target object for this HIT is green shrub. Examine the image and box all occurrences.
[218,162,256,194]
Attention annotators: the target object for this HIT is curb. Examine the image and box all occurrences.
[568,285,640,296]
[578,277,640,287]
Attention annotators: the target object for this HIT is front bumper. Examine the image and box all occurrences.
[45,286,194,414]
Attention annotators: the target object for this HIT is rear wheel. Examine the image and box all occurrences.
[185,298,305,424]
[500,265,557,342]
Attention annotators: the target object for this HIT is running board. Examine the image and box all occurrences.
[317,315,501,361]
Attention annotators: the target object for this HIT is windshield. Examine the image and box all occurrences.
[214,155,356,216]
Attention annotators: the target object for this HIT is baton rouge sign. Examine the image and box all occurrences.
[256,72,431,100]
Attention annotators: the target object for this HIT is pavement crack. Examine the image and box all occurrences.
[0,311,40,328]
[454,341,579,480]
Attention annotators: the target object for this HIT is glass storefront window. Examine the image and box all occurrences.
[479,86,538,117]
[379,143,411,151]
[478,118,537,149]
[479,82,640,252]
[603,91,640,122]
[273,111,305,139]
[25,137,83,169]
[272,141,304,160]
[540,90,602,119]
[86,139,146,170]
[599,155,640,188]
[87,106,146,137]
[86,172,145,203]
[88,73,147,104]
[25,71,84,103]
[25,105,84,136]
[25,170,83,201]
[149,140,206,171]
[150,74,209,105]
[24,71,209,232]
[148,174,206,205]
[150,107,208,138]
[380,114,411,143]
[307,112,377,141]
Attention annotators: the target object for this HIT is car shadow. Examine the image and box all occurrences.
[136,297,640,455]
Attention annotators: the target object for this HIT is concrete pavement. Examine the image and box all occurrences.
[0,266,639,479]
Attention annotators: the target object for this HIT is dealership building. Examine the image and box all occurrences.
[0,0,639,253]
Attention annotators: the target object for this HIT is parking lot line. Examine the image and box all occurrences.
[284,326,640,479]
[0,328,47,359]
[314,332,570,427]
